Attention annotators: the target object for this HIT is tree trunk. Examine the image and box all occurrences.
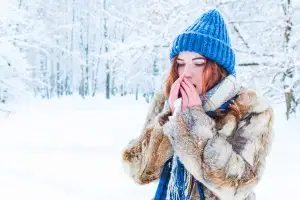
[104,0,110,99]
[282,0,294,119]
[84,0,90,96]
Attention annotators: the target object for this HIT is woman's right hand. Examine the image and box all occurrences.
[168,76,183,113]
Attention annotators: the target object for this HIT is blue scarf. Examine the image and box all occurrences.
[154,75,241,200]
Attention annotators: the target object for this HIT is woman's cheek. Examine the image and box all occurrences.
[195,81,202,95]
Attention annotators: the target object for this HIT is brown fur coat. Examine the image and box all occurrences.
[122,87,274,200]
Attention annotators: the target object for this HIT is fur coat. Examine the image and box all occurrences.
[122,87,274,200]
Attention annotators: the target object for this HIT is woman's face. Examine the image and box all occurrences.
[176,52,206,95]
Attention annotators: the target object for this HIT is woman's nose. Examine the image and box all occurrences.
[182,65,193,77]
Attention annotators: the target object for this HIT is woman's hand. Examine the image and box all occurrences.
[169,76,184,113]
[180,77,202,112]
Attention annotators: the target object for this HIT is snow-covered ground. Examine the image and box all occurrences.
[0,94,298,200]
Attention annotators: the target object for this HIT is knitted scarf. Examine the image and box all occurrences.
[154,75,241,200]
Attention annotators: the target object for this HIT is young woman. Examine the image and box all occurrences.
[122,9,274,200]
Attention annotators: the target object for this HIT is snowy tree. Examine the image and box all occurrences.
[1,0,299,119]
[215,0,300,119]
[0,0,53,114]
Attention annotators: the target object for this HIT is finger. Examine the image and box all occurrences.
[172,83,181,98]
[183,77,197,92]
[180,86,189,102]
[181,80,193,97]
[180,87,188,108]
[171,76,184,95]
[174,76,184,89]
[178,75,184,82]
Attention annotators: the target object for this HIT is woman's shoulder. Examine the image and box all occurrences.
[142,89,168,128]
[148,89,167,113]
[217,86,274,138]
[236,86,274,115]
[152,89,166,104]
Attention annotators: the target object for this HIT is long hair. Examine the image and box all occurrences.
[164,54,248,120]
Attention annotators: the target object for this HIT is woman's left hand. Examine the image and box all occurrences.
[179,77,202,112]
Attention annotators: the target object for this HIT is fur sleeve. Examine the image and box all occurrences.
[122,90,173,185]
[162,93,274,199]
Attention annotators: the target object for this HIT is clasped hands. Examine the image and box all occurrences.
[168,76,202,113]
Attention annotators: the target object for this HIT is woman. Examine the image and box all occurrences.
[122,9,274,200]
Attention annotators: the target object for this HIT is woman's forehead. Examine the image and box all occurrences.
[177,52,205,60]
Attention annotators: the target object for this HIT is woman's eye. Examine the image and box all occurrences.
[195,63,205,67]
[177,63,185,67]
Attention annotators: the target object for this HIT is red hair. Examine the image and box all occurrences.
[164,54,248,120]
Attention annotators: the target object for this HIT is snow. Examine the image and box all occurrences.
[0,94,298,199]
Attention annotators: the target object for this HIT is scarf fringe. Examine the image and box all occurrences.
[166,156,178,199]
[166,156,195,200]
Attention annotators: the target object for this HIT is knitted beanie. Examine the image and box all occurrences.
[170,9,236,76]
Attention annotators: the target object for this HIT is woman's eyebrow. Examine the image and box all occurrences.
[177,57,205,61]
[192,57,205,61]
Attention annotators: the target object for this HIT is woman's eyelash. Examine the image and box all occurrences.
[177,63,205,67]
[195,63,205,66]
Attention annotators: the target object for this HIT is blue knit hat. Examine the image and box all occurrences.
[170,9,236,76]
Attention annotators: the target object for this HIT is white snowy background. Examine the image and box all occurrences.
[0,95,299,199]
[0,0,299,199]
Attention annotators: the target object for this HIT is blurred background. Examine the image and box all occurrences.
[0,0,299,199]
